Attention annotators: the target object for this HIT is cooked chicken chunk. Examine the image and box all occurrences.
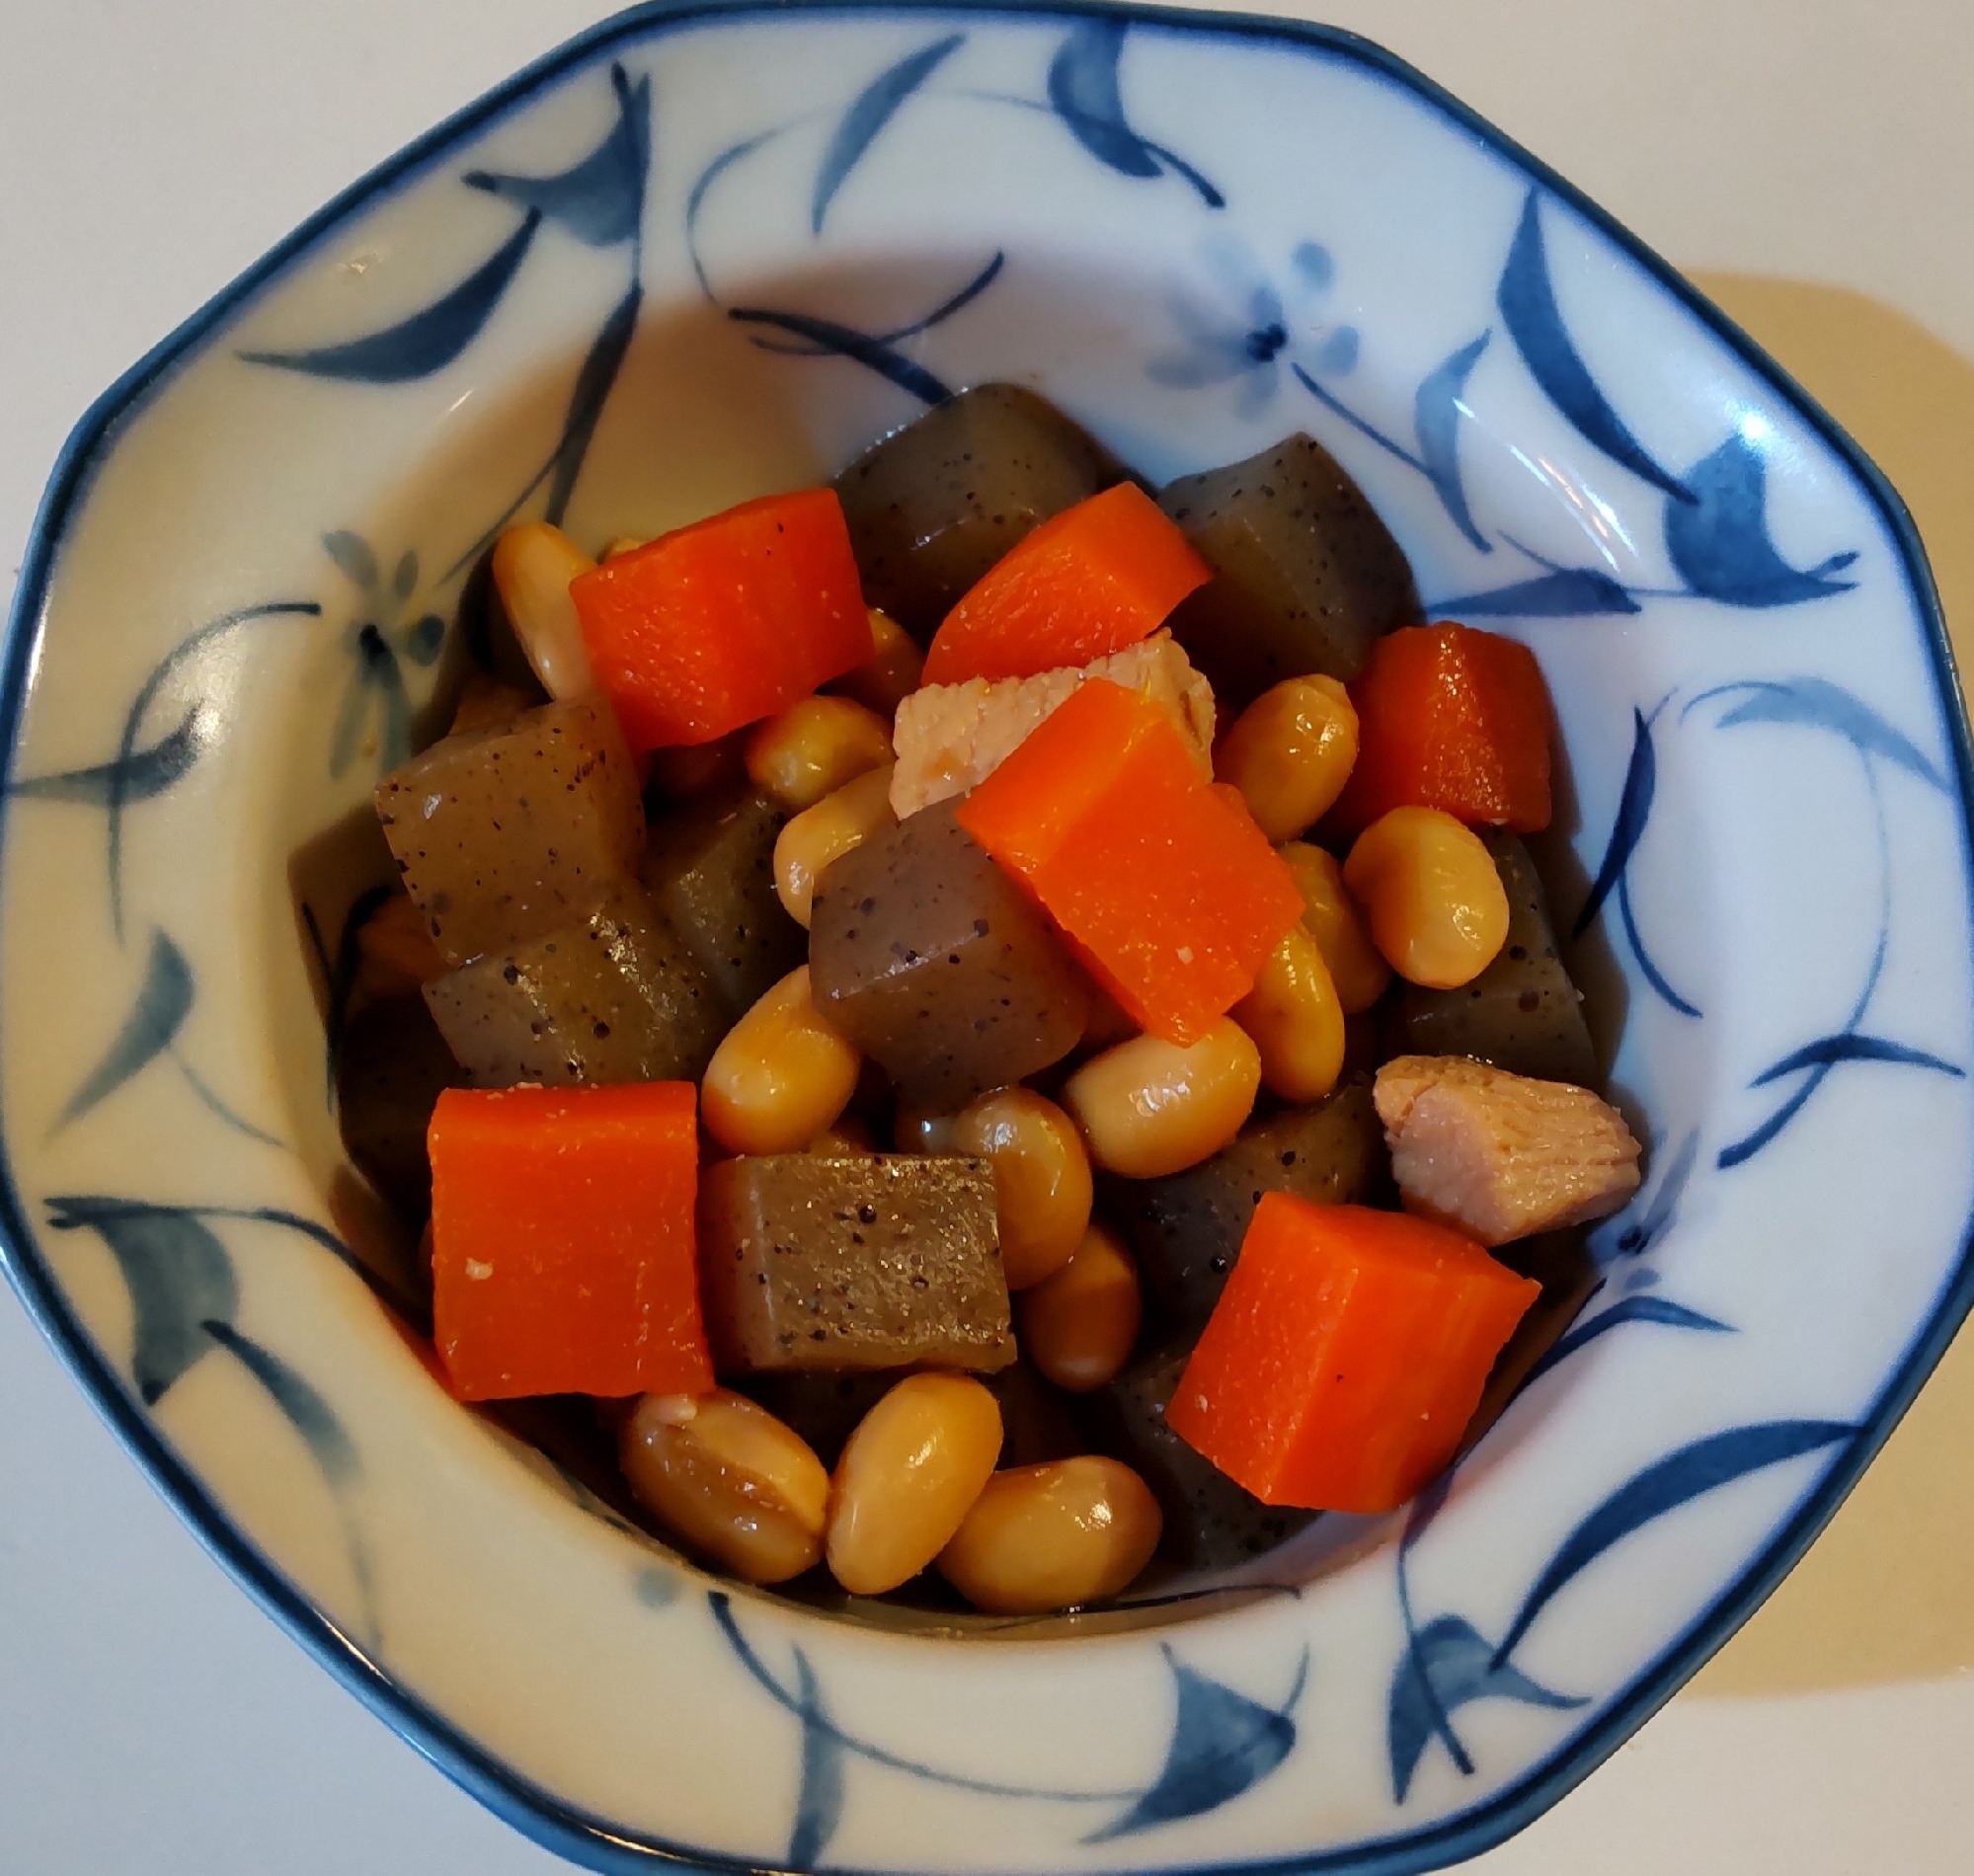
[1373,1054,1641,1247]
[889,630,1215,819]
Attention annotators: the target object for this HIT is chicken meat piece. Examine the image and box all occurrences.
[1373,1054,1641,1247]
[889,630,1215,819]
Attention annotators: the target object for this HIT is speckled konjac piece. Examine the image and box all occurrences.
[1387,830,1601,1088]
[422,889,724,1087]
[808,800,1090,1108]
[1109,1074,1390,1338]
[1158,432,1423,709]
[374,696,644,969]
[640,781,806,1018]
[696,1153,1014,1374]
[833,382,1124,641]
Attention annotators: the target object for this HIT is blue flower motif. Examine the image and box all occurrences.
[322,531,444,777]
[1149,239,1359,416]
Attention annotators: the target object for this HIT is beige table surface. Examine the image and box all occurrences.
[1,1,1969,1870]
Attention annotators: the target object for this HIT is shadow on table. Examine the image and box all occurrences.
[1677,273,1974,1697]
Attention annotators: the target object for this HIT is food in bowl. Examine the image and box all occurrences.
[328,384,1643,1614]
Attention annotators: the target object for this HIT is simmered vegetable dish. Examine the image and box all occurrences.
[323,387,1645,1613]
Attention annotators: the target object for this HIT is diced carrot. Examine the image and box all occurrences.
[956,678,1303,1045]
[1327,623,1553,836]
[922,484,1213,686]
[1166,1195,1539,1513]
[571,488,874,749]
[429,1082,711,1401]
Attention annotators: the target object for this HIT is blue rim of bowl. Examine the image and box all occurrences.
[1,3,1967,1872]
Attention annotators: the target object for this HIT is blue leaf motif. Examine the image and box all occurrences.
[1524,1294,1734,1389]
[465,67,650,248]
[57,929,194,1132]
[1293,241,1334,289]
[1575,706,1655,938]
[788,1649,846,1870]
[1046,23,1223,206]
[812,35,964,235]
[44,1198,237,1404]
[1048,23,1158,178]
[546,279,642,524]
[1414,333,1493,554]
[201,1319,357,1482]
[1388,1616,1585,1802]
[391,549,419,599]
[1667,434,1857,606]
[324,530,380,588]
[9,701,208,807]
[441,277,646,581]
[94,601,320,941]
[1750,1033,1963,1086]
[728,305,951,406]
[240,210,541,382]
[1705,678,1947,792]
[1085,1647,1305,1842]
[1604,1127,1700,1256]
[1498,192,1692,504]
[1493,1419,1856,1665]
[1434,567,1641,619]
[1312,325,1360,376]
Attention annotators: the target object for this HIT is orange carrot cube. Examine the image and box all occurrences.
[1327,622,1553,836]
[572,488,874,749]
[429,1081,710,1401]
[955,678,1303,1045]
[922,483,1212,686]
[1166,1195,1539,1513]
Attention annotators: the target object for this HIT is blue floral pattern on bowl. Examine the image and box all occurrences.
[3,6,1970,1874]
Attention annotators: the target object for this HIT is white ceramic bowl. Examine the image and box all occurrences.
[5,5,1970,1872]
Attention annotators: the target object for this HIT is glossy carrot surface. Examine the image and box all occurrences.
[429,1081,710,1401]
[1166,1195,1539,1513]
[922,483,1211,685]
[573,488,873,748]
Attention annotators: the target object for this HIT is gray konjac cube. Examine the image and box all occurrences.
[641,781,806,1018]
[1384,830,1600,1089]
[374,696,645,968]
[423,890,725,1088]
[807,800,1091,1110]
[1157,432,1422,710]
[1108,1075,1390,1338]
[833,382,1124,640]
[697,1154,1015,1375]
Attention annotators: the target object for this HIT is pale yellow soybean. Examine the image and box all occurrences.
[1016,1223,1143,1392]
[1231,922,1346,1104]
[490,521,597,700]
[701,967,862,1155]
[619,1389,830,1585]
[773,763,898,928]
[744,695,894,813]
[935,1457,1163,1614]
[949,1088,1093,1290]
[830,607,925,717]
[1342,807,1510,990]
[1278,841,1391,1013]
[1061,1020,1261,1179]
[1215,676,1360,841]
[827,1374,1003,1596]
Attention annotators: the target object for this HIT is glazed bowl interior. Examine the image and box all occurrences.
[7,6,1971,1874]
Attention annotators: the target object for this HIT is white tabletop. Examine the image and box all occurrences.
[4,1,1970,1870]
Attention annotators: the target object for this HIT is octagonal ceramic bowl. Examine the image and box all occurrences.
[4,3,1970,1872]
